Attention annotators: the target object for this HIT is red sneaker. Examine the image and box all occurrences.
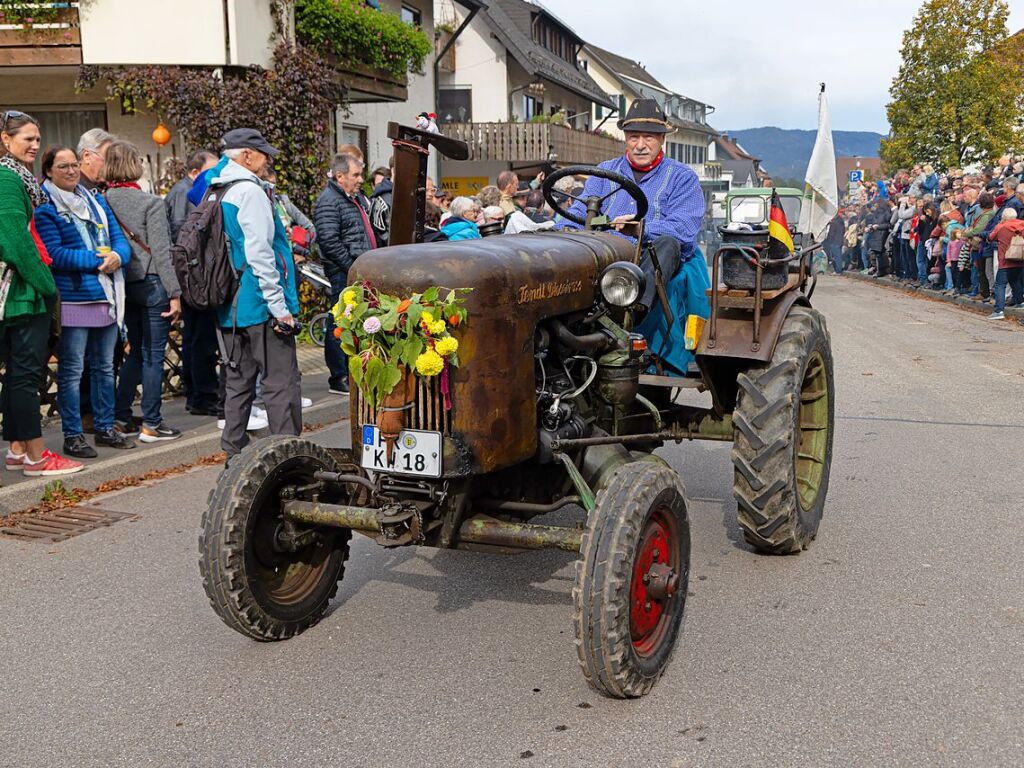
[5,451,27,471]
[22,450,84,478]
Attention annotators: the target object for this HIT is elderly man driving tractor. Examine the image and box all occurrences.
[200,114,835,700]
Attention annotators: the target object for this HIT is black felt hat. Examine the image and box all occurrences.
[617,98,674,134]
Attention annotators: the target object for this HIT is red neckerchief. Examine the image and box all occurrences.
[627,150,664,174]
[105,181,142,190]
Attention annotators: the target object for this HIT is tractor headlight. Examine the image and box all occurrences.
[599,262,646,308]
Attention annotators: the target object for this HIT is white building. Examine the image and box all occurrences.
[579,44,725,200]
[434,0,620,192]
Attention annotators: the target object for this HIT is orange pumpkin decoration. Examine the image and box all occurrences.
[333,327,342,339]
[152,123,171,147]
[397,299,411,313]
[447,313,460,327]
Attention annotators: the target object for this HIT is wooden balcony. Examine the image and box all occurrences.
[444,122,624,166]
[0,4,81,66]
[324,54,408,103]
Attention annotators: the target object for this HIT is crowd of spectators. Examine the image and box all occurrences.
[822,156,1024,320]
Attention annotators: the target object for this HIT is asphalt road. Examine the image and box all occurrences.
[2,277,1021,767]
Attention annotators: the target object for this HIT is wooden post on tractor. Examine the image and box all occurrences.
[386,122,469,246]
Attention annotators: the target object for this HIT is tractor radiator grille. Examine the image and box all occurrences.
[354,375,453,435]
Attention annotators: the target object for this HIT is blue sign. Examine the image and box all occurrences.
[848,170,864,183]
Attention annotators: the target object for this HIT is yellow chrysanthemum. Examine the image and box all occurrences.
[415,349,444,377]
[435,337,458,357]
[429,320,447,335]
[342,289,357,306]
[421,310,434,324]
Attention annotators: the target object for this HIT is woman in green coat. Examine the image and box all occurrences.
[0,110,82,478]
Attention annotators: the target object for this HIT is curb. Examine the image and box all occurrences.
[839,271,1024,321]
[0,398,348,517]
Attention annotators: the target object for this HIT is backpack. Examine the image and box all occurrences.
[170,180,246,311]
[1006,233,1024,262]
[369,194,391,247]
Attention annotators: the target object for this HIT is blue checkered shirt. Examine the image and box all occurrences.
[557,155,705,257]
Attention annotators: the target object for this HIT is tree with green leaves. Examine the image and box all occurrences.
[881,0,1024,171]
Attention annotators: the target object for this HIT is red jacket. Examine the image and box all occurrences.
[989,219,1024,268]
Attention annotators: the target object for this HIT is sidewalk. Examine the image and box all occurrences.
[0,344,349,516]
[839,270,1024,321]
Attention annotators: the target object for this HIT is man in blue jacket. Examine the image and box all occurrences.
[556,99,709,373]
[208,129,301,457]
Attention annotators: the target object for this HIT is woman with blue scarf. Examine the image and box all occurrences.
[35,145,134,458]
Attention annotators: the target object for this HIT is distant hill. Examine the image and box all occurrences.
[726,127,885,180]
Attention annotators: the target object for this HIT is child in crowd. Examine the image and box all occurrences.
[946,229,965,294]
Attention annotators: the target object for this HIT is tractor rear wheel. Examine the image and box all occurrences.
[573,462,690,698]
[731,306,834,554]
[199,437,362,641]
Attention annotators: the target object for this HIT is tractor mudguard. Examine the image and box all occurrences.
[695,290,811,414]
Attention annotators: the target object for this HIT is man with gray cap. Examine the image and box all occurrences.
[207,128,301,457]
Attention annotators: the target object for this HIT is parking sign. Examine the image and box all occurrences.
[848,170,864,183]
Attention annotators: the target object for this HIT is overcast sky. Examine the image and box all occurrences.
[538,0,1024,134]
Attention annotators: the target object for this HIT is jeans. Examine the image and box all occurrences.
[860,240,870,270]
[827,244,843,273]
[323,264,349,390]
[58,322,118,436]
[944,264,953,290]
[916,241,930,286]
[900,239,914,279]
[993,266,1024,312]
[116,277,172,427]
[181,303,220,410]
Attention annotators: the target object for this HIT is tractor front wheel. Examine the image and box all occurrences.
[199,437,361,641]
[731,306,835,554]
[573,462,690,698]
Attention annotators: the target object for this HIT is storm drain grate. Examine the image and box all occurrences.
[0,507,136,543]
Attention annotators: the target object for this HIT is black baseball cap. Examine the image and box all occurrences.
[221,128,279,158]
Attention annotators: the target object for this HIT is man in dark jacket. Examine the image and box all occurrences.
[368,170,393,247]
[165,149,218,241]
[313,153,376,394]
[865,200,892,276]
[822,214,846,273]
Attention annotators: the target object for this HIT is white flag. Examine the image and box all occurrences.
[798,86,838,242]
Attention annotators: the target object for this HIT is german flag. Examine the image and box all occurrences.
[767,189,794,259]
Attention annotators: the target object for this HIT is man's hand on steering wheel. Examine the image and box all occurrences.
[542,165,649,228]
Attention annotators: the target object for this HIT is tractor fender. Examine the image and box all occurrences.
[695,290,812,415]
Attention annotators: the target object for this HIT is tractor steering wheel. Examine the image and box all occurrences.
[543,165,649,229]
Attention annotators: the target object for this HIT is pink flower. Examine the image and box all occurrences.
[362,316,382,334]
[343,304,353,318]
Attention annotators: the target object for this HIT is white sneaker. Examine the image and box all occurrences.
[301,397,313,409]
[247,411,269,431]
[216,413,269,431]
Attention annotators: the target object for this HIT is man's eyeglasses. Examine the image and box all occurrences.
[54,162,80,172]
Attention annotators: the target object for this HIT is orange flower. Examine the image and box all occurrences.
[333,328,342,339]
[447,312,460,327]
[397,299,412,313]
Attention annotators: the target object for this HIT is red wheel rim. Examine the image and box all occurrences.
[630,506,680,657]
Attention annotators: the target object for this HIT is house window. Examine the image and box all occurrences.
[439,87,472,123]
[523,95,541,121]
[400,5,421,26]
[595,103,603,119]
[337,123,368,163]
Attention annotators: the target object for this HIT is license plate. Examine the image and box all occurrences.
[360,425,442,478]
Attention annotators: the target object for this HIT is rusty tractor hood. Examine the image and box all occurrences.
[350,231,636,475]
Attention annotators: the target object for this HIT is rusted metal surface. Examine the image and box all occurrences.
[553,410,734,451]
[282,500,583,553]
[0,507,136,543]
[458,515,582,553]
[350,231,635,475]
[698,288,809,364]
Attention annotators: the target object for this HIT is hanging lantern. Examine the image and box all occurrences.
[152,122,171,147]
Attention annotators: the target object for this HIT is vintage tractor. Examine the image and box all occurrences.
[199,124,835,698]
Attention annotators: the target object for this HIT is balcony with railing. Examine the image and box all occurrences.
[0,3,81,66]
[444,122,623,165]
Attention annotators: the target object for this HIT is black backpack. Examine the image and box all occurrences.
[171,180,246,311]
